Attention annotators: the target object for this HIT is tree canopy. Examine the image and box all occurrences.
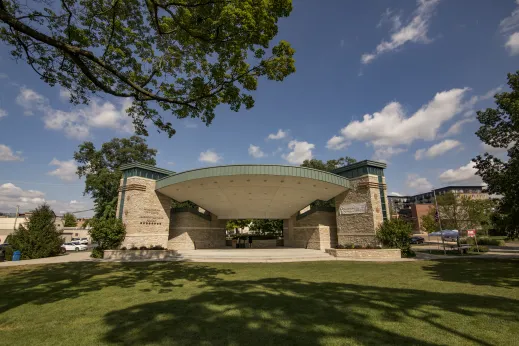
[301,157,357,172]
[63,212,77,227]
[8,204,63,259]
[74,136,157,219]
[0,0,295,137]
[473,71,519,238]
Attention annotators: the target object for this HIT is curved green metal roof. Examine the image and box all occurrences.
[155,164,350,190]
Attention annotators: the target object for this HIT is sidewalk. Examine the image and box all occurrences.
[0,251,95,267]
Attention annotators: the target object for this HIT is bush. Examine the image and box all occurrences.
[139,246,148,250]
[121,246,127,250]
[88,218,126,250]
[376,219,413,257]
[8,204,64,259]
[150,245,164,250]
[462,237,504,246]
[91,247,104,258]
[4,246,13,261]
[470,245,489,253]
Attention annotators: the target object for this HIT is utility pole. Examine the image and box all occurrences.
[433,189,446,255]
[13,205,19,231]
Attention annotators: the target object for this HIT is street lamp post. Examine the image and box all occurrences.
[433,189,446,255]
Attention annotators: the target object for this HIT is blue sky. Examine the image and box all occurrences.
[1,0,518,216]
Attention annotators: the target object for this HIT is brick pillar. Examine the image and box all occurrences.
[335,174,386,247]
[117,176,171,248]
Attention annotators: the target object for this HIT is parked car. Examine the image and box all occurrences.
[79,238,89,245]
[410,236,424,244]
[62,242,88,251]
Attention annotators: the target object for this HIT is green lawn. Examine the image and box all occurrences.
[1,259,519,345]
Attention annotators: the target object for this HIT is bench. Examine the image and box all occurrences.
[447,244,471,254]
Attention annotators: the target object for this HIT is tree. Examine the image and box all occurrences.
[88,218,126,257]
[460,198,495,235]
[63,212,77,227]
[300,156,357,208]
[8,204,63,259]
[436,192,462,230]
[249,219,282,236]
[0,0,295,137]
[420,212,439,234]
[301,157,357,172]
[226,219,252,232]
[473,71,519,239]
[376,218,414,257]
[74,136,157,219]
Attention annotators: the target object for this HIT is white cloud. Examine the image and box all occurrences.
[443,118,475,136]
[389,192,403,196]
[248,144,266,158]
[505,32,519,55]
[480,142,515,155]
[326,136,350,150]
[0,144,23,161]
[339,88,467,147]
[16,87,134,139]
[184,121,198,128]
[361,0,440,64]
[0,108,7,119]
[439,162,483,185]
[0,183,92,215]
[47,159,78,181]
[267,129,287,140]
[59,89,71,102]
[167,161,175,166]
[199,150,222,164]
[415,139,462,160]
[0,73,7,79]
[16,87,46,115]
[282,140,315,164]
[340,39,345,48]
[500,0,519,33]
[372,146,407,163]
[406,173,433,193]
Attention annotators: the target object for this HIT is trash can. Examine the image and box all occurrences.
[12,250,21,261]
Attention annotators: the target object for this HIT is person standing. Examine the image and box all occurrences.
[248,235,253,248]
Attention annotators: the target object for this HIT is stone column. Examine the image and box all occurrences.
[335,174,385,247]
[168,209,226,249]
[118,176,171,248]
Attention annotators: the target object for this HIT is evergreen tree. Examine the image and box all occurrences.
[9,204,64,259]
[63,212,77,227]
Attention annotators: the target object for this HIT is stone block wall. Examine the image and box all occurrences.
[168,210,226,250]
[335,174,385,247]
[118,177,171,249]
[284,210,337,251]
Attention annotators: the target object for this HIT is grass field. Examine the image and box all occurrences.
[1,259,518,345]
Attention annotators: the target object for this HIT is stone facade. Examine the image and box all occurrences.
[326,248,401,259]
[335,174,386,247]
[117,177,171,249]
[168,210,226,250]
[284,210,337,251]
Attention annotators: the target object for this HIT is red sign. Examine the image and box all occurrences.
[467,230,476,238]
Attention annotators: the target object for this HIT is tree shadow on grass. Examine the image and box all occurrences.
[0,262,234,314]
[422,258,519,288]
[103,277,519,346]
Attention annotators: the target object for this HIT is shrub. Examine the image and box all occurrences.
[150,245,164,250]
[4,246,13,261]
[91,247,104,258]
[88,218,126,251]
[462,237,504,246]
[121,246,127,250]
[376,219,413,257]
[470,245,489,253]
[130,246,138,250]
[139,246,148,250]
[8,204,64,259]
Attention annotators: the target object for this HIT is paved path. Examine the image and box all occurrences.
[0,251,95,267]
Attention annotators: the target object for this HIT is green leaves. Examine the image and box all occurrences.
[89,218,126,250]
[0,0,296,137]
[473,71,519,239]
[63,212,77,227]
[8,204,64,259]
[73,136,157,219]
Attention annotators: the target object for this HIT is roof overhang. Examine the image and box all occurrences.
[155,165,349,219]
